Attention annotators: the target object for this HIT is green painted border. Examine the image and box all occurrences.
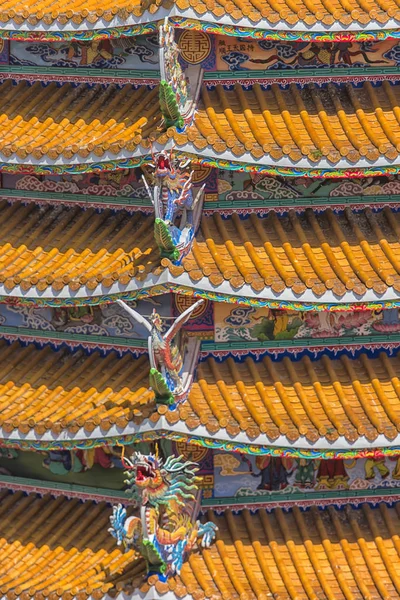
[0,22,158,41]
[0,65,160,80]
[203,334,400,352]
[2,325,395,353]
[0,17,400,43]
[0,188,152,208]
[204,67,400,80]
[6,188,400,211]
[4,149,400,179]
[4,283,400,312]
[172,18,400,42]
[0,473,127,500]
[0,325,148,349]
[202,487,400,507]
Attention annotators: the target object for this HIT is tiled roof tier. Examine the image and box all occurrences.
[170,207,400,297]
[0,80,161,162]
[177,82,400,165]
[1,0,400,29]
[5,81,400,168]
[4,204,400,298]
[3,339,400,445]
[0,490,141,599]
[0,202,158,293]
[188,352,400,443]
[159,502,400,600]
[0,340,155,435]
[3,492,400,600]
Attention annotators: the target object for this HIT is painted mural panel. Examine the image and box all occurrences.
[214,451,400,497]
[215,171,400,201]
[173,442,214,498]
[2,170,148,198]
[0,295,172,339]
[0,446,126,489]
[9,36,159,69]
[5,170,400,201]
[214,304,400,342]
[214,37,400,71]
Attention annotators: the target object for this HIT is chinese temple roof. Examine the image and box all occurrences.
[177,82,400,168]
[2,0,400,32]
[2,490,400,600]
[4,81,400,170]
[169,207,400,300]
[0,340,155,437]
[0,80,161,164]
[188,351,400,444]
[4,204,400,302]
[0,202,159,295]
[3,339,400,449]
[0,489,140,599]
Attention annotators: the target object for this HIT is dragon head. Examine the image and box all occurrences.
[124,451,201,508]
[124,451,168,505]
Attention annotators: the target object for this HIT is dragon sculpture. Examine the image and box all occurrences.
[109,451,217,579]
[117,298,203,406]
[142,150,205,264]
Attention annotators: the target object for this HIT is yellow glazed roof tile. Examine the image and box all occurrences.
[0,340,156,435]
[153,503,400,600]
[3,81,400,166]
[176,82,400,164]
[0,490,142,599]
[2,491,400,600]
[186,352,400,443]
[0,81,161,161]
[0,0,400,27]
[3,204,400,296]
[1,339,400,445]
[166,207,400,297]
[0,203,160,293]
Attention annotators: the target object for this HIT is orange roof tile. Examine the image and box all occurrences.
[0,340,156,436]
[174,82,400,165]
[0,80,161,162]
[0,202,160,293]
[1,0,400,28]
[2,204,400,298]
[0,490,142,599]
[2,340,400,445]
[3,491,400,600]
[166,207,400,297]
[186,352,400,443]
[153,503,400,600]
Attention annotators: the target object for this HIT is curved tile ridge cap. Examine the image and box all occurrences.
[1,0,400,32]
